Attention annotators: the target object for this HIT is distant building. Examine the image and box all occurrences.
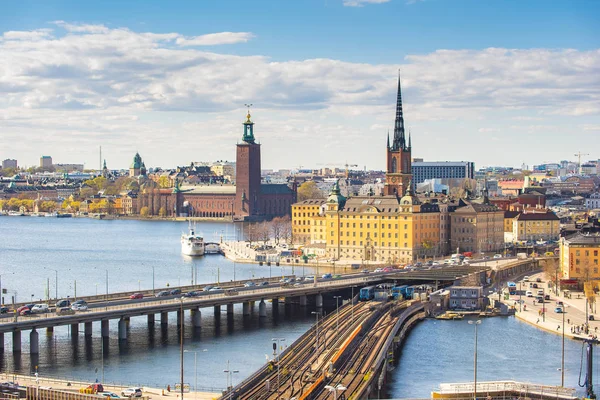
[449,286,484,310]
[560,233,600,283]
[129,153,147,177]
[2,159,17,169]
[586,193,600,210]
[512,211,560,242]
[451,199,504,253]
[40,156,52,169]
[54,163,84,172]
[210,162,235,180]
[411,161,474,184]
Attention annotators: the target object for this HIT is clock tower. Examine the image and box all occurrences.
[384,72,412,196]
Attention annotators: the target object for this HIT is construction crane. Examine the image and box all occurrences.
[574,151,590,175]
[317,161,358,178]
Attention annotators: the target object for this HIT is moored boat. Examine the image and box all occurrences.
[181,223,205,256]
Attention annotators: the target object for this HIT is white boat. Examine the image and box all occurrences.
[45,212,57,217]
[7,211,25,216]
[181,223,205,256]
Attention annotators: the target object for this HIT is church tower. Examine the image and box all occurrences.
[235,107,262,218]
[384,72,412,196]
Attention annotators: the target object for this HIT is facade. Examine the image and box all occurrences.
[129,153,147,177]
[2,159,17,169]
[54,163,85,173]
[40,156,52,169]
[449,286,484,310]
[291,199,325,245]
[451,199,504,253]
[586,192,600,210]
[210,162,235,180]
[512,211,560,242]
[411,161,475,184]
[560,233,600,281]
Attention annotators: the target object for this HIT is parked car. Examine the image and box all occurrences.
[321,273,332,279]
[31,304,50,314]
[536,277,542,283]
[532,283,538,289]
[536,296,545,303]
[244,282,256,287]
[170,289,181,295]
[544,294,550,300]
[523,276,530,282]
[71,303,88,311]
[121,387,143,398]
[55,299,71,308]
[202,286,214,292]
[130,293,143,299]
[155,291,170,297]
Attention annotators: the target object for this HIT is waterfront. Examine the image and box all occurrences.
[0,217,591,395]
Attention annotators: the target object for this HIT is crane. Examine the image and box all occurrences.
[317,161,358,178]
[574,151,590,175]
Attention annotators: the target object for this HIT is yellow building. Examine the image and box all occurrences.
[560,233,600,281]
[291,199,325,245]
[512,211,560,242]
[504,211,520,233]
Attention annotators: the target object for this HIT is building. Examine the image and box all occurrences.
[210,162,235,180]
[451,199,504,253]
[54,163,84,173]
[40,156,52,169]
[512,211,560,242]
[411,161,475,184]
[129,153,147,177]
[2,159,17,169]
[586,192,600,210]
[560,233,600,282]
[291,199,325,245]
[449,286,484,310]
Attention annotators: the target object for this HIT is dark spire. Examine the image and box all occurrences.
[408,129,412,149]
[387,130,390,149]
[391,70,406,151]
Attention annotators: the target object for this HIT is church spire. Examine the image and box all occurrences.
[391,70,406,151]
[408,129,411,149]
[387,130,390,149]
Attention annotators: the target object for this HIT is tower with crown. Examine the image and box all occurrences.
[384,72,412,197]
[235,105,262,217]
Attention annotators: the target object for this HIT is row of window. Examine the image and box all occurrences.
[575,250,599,257]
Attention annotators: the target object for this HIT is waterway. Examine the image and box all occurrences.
[0,217,593,395]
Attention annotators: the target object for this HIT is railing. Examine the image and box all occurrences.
[436,380,576,399]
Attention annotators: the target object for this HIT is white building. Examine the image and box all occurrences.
[587,192,600,210]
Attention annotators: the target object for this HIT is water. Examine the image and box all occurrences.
[0,217,595,395]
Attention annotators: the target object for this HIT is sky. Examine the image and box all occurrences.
[0,0,599,171]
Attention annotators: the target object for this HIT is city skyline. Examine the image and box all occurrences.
[0,0,598,170]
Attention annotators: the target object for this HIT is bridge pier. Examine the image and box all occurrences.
[71,323,79,337]
[147,314,155,325]
[272,298,279,308]
[285,296,293,306]
[46,326,53,334]
[299,295,307,307]
[242,302,250,316]
[12,330,21,353]
[315,293,323,308]
[161,311,168,326]
[84,322,93,337]
[259,300,267,318]
[227,304,234,315]
[214,305,221,318]
[192,309,202,328]
[0,332,3,351]
[177,310,183,327]
[118,319,127,341]
[29,329,39,355]
[101,319,109,338]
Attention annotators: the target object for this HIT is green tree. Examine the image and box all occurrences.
[297,181,324,201]
[140,206,150,217]
[158,207,167,217]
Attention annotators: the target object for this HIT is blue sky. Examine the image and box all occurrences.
[0,0,599,170]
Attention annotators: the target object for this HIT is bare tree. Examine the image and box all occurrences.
[271,216,291,245]
[259,222,271,245]
[245,223,261,247]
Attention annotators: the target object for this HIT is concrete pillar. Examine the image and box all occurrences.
[0,332,3,351]
[272,298,279,307]
[118,319,127,341]
[84,322,93,337]
[46,327,53,334]
[299,295,308,307]
[30,329,39,355]
[161,311,168,326]
[259,300,267,317]
[12,331,21,353]
[71,323,79,337]
[214,305,221,317]
[192,309,202,328]
[148,314,155,325]
[242,302,250,316]
[101,319,109,338]
[285,296,293,305]
[227,304,234,314]
[177,310,183,327]
[315,293,323,308]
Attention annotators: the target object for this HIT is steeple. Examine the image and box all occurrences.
[391,70,406,151]
[387,130,390,149]
[242,103,256,144]
[408,130,412,149]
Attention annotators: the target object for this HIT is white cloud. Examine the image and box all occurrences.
[343,0,390,7]
[176,32,254,46]
[0,24,598,169]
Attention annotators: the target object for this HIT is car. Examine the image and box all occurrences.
[170,289,181,295]
[536,296,544,303]
[202,285,214,292]
[544,294,550,300]
[493,254,503,259]
[556,301,564,306]
[244,281,256,287]
[19,309,32,316]
[526,291,533,297]
[304,276,315,281]
[590,315,595,321]
[0,306,8,314]
[55,299,71,308]
[523,276,530,282]
[532,283,538,289]
[361,269,370,274]
[333,274,342,279]
[16,304,34,314]
[293,282,303,287]
[71,303,88,311]
[130,293,143,299]
[555,307,564,313]
[121,388,143,398]
[537,290,544,296]
[260,281,269,286]
[155,291,170,297]
[31,304,50,314]
[374,268,384,273]
[57,307,75,316]
[432,262,440,266]
[536,278,542,283]
[209,286,222,292]
[99,391,122,398]
[321,273,332,279]
[183,291,199,297]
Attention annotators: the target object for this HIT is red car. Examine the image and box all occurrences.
[16,304,34,314]
[19,309,32,316]
[130,293,143,299]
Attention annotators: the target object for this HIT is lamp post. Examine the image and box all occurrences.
[468,320,482,400]
[223,360,239,400]
[333,296,341,334]
[312,311,321,354]
[45,268,58,300]
[324,384,347,400]
[272,338,286,395]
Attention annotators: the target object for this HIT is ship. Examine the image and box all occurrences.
[181,223,205,256]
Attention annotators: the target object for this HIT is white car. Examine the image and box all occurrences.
[31,304,50,313]
[374,268,384,273]
[526,290,533,297]
[493,254,503,259]
[121,388,142,398]
[71,303,88,311]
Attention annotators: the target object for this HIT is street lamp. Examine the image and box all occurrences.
[312,311,321,354]
[324,384,347,400]
[223,360,239,400]
[468,320,482,400]
[333,296,342,334]
[179,296,185,399]
[184,349,207,400]
[44,268,58,300]
[272,338,286,395]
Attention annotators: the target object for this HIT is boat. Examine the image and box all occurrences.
[45,212,57,217]
[7,211,25,216]
[181,223,205,256]
[205,243,221,254]
[56,213,72,218]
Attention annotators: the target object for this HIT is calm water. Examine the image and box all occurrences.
[0,217,593,395]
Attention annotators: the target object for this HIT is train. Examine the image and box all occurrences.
[359,286,375,301]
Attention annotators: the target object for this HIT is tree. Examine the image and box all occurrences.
[140,206,150,217]
[158,207,167,217]
[259,222,271,245]
[271,216,291,245]
[78,187,95,200]
[297,181,324,201]
[245,223,262,246]
[40,201,58,212]
[158,176,171,188]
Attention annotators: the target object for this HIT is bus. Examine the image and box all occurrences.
[359,286,375,301]
[391,285,408,300]
[507,281,517,295]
